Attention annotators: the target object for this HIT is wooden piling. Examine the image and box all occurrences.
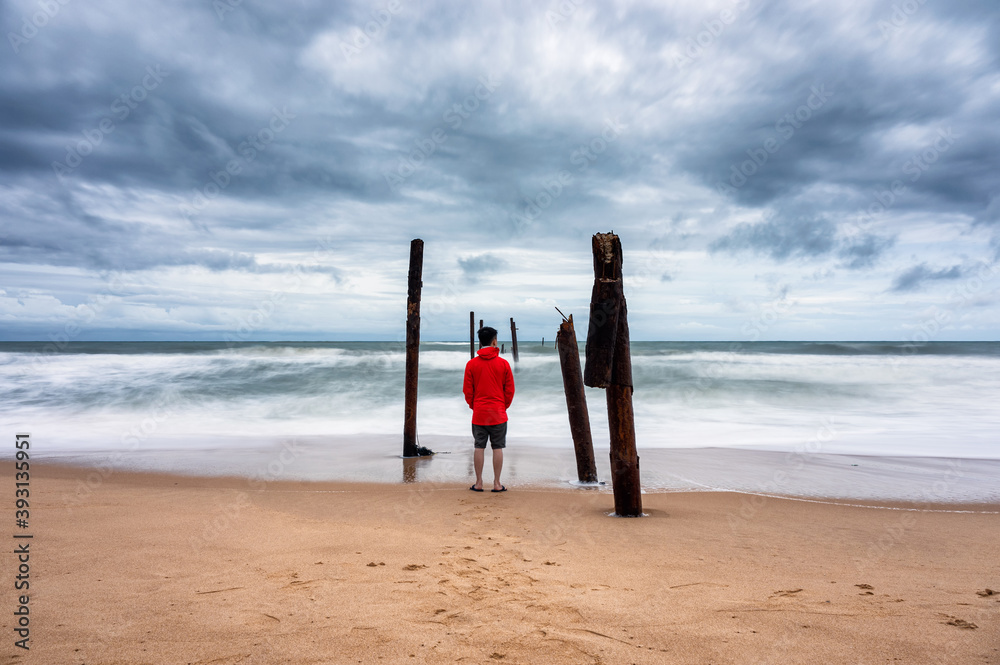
[479,319,484,349]
[556,314,598,483]
[584,232,641,516]
[403,239,423,458]
[510,318,519,363]
[469,311,475,360]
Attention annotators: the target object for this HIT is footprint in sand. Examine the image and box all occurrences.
[403,564,428,571]
[975,588,996,597]
[366,562,385,567]
[943,616,978,629]
[772,589,803,597]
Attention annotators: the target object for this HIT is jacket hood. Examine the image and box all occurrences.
[477,346,500,360]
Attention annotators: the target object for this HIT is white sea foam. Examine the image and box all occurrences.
[1,342,997,463]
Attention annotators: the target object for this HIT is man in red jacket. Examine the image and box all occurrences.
[463,326,515,492]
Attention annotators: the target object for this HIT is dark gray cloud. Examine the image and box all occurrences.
[838,233,897,270]
[458,253,508,282]
[709,217,837,261]
[891,263,965,292]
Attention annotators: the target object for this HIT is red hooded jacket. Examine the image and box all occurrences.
[463,346,515,426]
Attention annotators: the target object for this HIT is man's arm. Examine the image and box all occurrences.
[463,363,474,409]
[503,361,515,409]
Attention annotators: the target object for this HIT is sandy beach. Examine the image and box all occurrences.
[4,462,998,664]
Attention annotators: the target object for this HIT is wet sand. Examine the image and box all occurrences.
[5,462,998,664]
[39,434,1000,504]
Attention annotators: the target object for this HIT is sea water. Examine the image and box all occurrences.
[1,341,998,501]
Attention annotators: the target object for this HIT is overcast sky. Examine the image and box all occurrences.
[2,0,998,342]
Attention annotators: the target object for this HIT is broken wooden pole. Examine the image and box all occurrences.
[584,232,641,516]
[510,317,519,363]
[403,239,424,458]
[556,314,598,484]
[469,311,475,360]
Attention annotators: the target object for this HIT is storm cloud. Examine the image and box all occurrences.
[1,0,998,340]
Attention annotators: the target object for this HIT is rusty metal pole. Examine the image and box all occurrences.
[403,239,423,458]
[556,314,598,483]
[469,311,475,360]
[510,318,519,363]
[584,232,641,516]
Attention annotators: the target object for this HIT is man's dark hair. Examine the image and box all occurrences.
[478,326,498,348]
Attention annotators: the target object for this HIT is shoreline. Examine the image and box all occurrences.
[23,436,1000,506]
[7,461,998,664]
[44,460,1000,514]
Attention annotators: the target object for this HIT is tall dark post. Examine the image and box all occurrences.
[510,318,519,363]
[479,319,484,349]
[584,232,641,516]
[469,311,475,360]
[557,314,598,483]
[403,239,423,458]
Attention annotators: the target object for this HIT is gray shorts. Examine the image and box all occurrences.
[472,422,507,449]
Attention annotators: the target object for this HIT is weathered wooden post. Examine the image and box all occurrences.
[556,313,598,483]
[403,239,423,458]
[584,232,641,516]
[469,311,475,360]
[510,317,519,363]
[479,318,484,349]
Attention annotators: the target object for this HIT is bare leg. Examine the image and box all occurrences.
[492,448,504,490]
[473,448,484,490]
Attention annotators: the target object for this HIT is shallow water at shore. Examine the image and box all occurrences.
[35,434,1000,506]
